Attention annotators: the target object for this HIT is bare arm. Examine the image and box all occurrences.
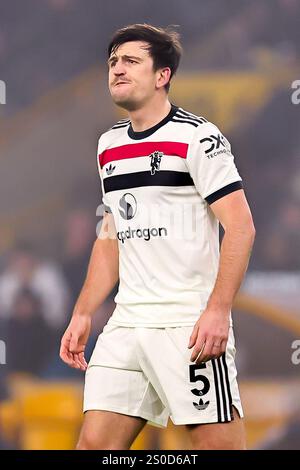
[189,189,256,364]
[73,213,119,318]
[60,212,119,370]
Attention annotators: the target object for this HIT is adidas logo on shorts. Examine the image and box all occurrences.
[193,398,210,411]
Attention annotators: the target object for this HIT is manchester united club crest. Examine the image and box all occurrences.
[149,151,163,175]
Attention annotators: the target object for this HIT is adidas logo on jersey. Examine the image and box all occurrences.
[193,399,210,411]
[106,163,116,175]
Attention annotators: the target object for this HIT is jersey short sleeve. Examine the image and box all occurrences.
[186,122,243,204]
[97,135,111,213]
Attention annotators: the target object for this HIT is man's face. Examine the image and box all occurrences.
[108,41,160,111]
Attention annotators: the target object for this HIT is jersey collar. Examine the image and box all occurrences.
[128,104,178,140]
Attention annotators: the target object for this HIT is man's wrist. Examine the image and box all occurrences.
[73,306,94,319]
[206,297,232,315]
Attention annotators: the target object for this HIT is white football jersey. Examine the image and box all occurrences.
[97,105,243,327]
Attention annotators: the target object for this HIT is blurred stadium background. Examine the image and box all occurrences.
[0,0,300,450]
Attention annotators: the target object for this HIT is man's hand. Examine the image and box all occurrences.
[188,308,230,364]
[60,315,91,371]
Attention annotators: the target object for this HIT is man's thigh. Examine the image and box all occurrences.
[83,325,169,433]
[77,410,146,450]
[137,326,244,426]
[186,406,246,450]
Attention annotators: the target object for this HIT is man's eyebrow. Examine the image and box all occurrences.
[107,54,142,65]
[123,55,142,61]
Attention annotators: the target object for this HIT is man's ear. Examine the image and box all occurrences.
[156,67,171,89]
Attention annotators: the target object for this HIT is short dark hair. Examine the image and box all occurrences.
[108,23,182,92]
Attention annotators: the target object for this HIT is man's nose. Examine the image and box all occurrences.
[113,60,126,75]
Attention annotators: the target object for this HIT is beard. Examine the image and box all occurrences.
[110,85,147,112]
[111,94,140,112]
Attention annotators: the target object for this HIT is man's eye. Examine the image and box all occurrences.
[128,59,137,64]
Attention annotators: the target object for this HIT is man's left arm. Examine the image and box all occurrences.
[189,188,256,364]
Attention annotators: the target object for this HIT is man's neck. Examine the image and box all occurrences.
[128,98,172,132]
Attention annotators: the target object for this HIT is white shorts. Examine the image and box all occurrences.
[83,323,243,428]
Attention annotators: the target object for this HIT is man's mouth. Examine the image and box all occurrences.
[114,81,130,87]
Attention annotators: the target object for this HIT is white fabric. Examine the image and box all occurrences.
[84,323,243,427]
[97,108,242,327]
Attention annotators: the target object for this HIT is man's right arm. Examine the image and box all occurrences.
[60,212,118,370]
[74,212,119,318]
